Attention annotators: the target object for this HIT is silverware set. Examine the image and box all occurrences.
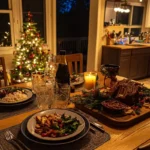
[4,130,30,150]
[0,144,4,150]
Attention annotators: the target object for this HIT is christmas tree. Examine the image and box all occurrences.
[11,12,48,83]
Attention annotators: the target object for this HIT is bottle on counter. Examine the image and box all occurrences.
[55,50,70,87]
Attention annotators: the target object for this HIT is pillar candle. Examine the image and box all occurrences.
[84,72,97,90]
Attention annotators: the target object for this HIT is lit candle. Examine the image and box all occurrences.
[84,72,97,90]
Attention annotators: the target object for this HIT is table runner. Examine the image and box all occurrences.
[0,95,37,120]
[0,110,110,150]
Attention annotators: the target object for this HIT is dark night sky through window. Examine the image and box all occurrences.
[58,0,89,14]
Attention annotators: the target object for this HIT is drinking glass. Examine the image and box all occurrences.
[44,56,58,85]
[31,72,45,93]
[51,85,70,109]
[35,84,53,110]
[31,72,53,110]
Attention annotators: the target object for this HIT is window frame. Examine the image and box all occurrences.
[123,3,145,36]
[0,0,15,53]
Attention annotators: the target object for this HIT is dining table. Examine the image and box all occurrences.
[0,72,150,150]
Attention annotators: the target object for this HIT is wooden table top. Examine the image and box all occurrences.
[0,73,150,150]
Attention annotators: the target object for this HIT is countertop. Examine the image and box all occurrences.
[102,44,150,50]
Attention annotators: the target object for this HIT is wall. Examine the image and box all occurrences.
[105,7,116,22]
[0,54,14,72]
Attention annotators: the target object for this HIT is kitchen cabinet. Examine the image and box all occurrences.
[102,45,150,79]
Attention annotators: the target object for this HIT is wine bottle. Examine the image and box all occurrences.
[55,50,70,86]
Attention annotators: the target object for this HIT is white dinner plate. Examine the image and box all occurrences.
[27,109,86,141]
[71,76,84,86]
[0,87,33,104]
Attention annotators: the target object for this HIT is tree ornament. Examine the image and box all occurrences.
[17,65,22,70]
[32,64,36,68]
[25,72,30,77]
[29,53,35,59]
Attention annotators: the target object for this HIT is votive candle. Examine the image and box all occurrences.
[84,72,97,90]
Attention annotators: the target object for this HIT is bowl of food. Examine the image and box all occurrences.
[101,99,128,114]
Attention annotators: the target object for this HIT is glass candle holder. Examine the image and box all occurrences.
[84,72,97,90]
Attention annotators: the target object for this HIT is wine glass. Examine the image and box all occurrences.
[44,55,58,85]
[100,64,120,87]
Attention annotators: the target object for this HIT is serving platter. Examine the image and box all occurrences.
[0,87,33,104]
[75,104,150,128]
[21,110,90,145]
[27,109,86,141]
[72,79,150,128]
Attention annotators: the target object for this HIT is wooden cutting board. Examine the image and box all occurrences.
[76,104,150,128]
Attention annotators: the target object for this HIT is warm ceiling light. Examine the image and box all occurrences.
[139,0,142,2]
[114,0,130,13]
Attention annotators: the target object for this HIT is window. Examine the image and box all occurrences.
[0,0,13,47]
[131,28,141,36]
[116,8,131,25]
[0,0,8,10]
[105,2,144,37]
[132,6,143,25]
[118,5,144,36]
[22,0,46,40]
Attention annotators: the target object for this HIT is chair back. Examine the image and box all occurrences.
[56,53,83,74]
[0,57,7,87]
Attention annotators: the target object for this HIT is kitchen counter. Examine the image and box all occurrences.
[102,45,150,79]
[102,44,150,50]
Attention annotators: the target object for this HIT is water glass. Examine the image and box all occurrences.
[35,84,53,110]
[31,72,45,93]
[31,72,53,110]
[51,85,70,109]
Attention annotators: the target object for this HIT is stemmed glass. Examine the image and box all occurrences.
[100,64,120,87]
[44,55,58,85]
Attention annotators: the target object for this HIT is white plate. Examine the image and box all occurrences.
[0,87,33,104]
[27,109,85,141]
[71,76,84,86]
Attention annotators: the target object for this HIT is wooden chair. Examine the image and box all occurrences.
[0,57,7,87]
[57,53,83,74]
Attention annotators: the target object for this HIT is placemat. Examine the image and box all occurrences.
[0,110,110,150]
[0,95,37,120]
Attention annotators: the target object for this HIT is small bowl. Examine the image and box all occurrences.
[100,64,120,77]
[101,99,128,114]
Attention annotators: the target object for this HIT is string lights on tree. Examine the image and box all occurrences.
[11,12,49,83]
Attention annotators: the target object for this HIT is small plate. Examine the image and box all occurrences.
[27,109,85,141]
[71,76,84,86]
[0,87,33,104]
[21,110,90,146]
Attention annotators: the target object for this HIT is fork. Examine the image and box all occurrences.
[0,144,4,150]
[4,130,30,150]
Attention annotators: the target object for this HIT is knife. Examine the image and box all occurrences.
[138,142,150,149]
[90,122,105,133]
